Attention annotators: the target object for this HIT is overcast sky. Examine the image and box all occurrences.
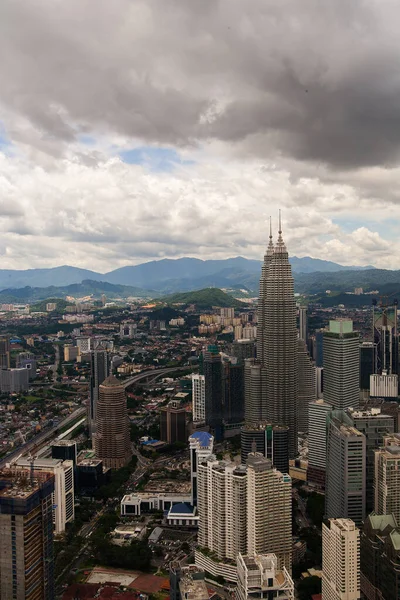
[1,0,400,272]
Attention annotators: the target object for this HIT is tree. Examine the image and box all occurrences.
[297,575,321,600]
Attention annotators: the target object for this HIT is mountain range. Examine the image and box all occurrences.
[0,256,375,294]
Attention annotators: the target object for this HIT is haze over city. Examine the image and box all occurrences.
[1,0,400,271]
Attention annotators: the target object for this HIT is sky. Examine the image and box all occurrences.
[0,0,400,272]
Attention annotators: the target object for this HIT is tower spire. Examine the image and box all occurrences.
[275,209,287,253]
[267,216,274,254]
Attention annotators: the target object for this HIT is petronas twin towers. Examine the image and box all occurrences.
[245,216,298,458]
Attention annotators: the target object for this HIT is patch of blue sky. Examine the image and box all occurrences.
[332,217,393,238]
[0,123,13,153]
[119,145,194,171]
[77,134,97,146]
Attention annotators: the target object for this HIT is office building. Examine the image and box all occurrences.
[223,359,245,424]
[322,518,360,600]
[256,219,298,458]
[64,345,80,361]
[197,456,248,561]
[348,408,394,513]
[323,320,360,410]
[189,431,214,506]
[89,346,109,437]
[160,400,187,444]
[170,563,209,600]
[94,375,132,469]
[359,342,376,392]
[325,413,366,526]
[0,335,10,369]
[373,302,399,378]
[192,374,205,422]
[241,423,289,474]
[308,399,333,488]
[0,469,55,600]
[203,347,223,441]
[231,339,255,361]
[247,453,292,572]
[374,433,400,524]
[0,368,29,393]
[297,339,316,433]
[299,306,308,344]
[15,457,74,534]
[51,439,78,464]
[236,553,294,600]
[360,513,400,600]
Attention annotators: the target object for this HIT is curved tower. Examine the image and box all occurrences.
[95,375,132,469]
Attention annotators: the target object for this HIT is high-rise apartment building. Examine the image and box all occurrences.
[374,433,400,523]
[15,457,74,534]
[197,456,248,560]
[0,335,10,369]
[189,431,214,506]
[236,553,294,600]
[192,374,205,422]
[322,518,360,600]
[348,408,394,513]
[323,320,360,410]
[247,453,292,572]
[325,414,366,526]
[0,469,55,600]
[203,347,223,441]
[0,368,29,393]
[297,339,316,433]
[89,346,109,437]
[308,399,333,488]
[94,375,132,469]
[360,513,400,600]
[160,400,187,444]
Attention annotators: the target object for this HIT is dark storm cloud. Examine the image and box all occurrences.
[1,0,400,168]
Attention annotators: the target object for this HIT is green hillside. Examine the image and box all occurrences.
[160,287,246,309]
[30,298,69,312]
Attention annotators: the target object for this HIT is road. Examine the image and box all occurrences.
[0,406,87,468]
[122,365,195,389]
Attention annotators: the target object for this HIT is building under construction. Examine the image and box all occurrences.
[371,298,399,398]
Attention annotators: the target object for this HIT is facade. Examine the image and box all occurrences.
[297,339,316,433]
[0,469,55,600]
[374,434,400,523]
[247,453,292,572]
[308,399,332,488]
[64,345,80,361]
[189,431,214,506]
[197,456,248,561]
[203,347,223,441]
[348,408,394,513]
[15,352,36,380]
[299,306,308,344]
[0,368,29,393]
[94,375,132,469]
[359,342,376,392]
[15,457,74,534]
[0,335,10,369]
[160,400,187,444]
[241,423,289,475]
[236,553,294,600]
[231,339,255,361]
[322,518,360,600]
[323,320,360,410]
[325,414,366,526]
[244,358,266,425]
[192,374,206,422]
[360,513,400,600]
[89,347,109,437]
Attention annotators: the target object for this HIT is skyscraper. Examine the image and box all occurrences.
[297,339,316,433]
[223,358,244,424]
[240,423,289,474]
[94,375,132,469]
[160,400,187,444]
[374,433,400,524]
[323,320,360,410]
[298,306,308,344]
[250,217,298,458]
[322,518,360,600]
[308,399,333,488]
[0,335,10,369]
[247,453,292,572]
[0,469,55,600]
[189,431,214,506]
[192,374,205,422]
[203,347,223,441]
[89,346,109,438]
[325,413,366,526]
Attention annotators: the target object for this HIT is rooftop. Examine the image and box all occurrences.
[169,502,196,515]
[189,431,213,447]
[100,375,123,388]
[368,513,398,532]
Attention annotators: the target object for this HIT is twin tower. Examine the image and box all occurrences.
[245,219,298,459]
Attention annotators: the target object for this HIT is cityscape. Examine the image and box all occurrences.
[0,222,399,600]
[2,2,400,600]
